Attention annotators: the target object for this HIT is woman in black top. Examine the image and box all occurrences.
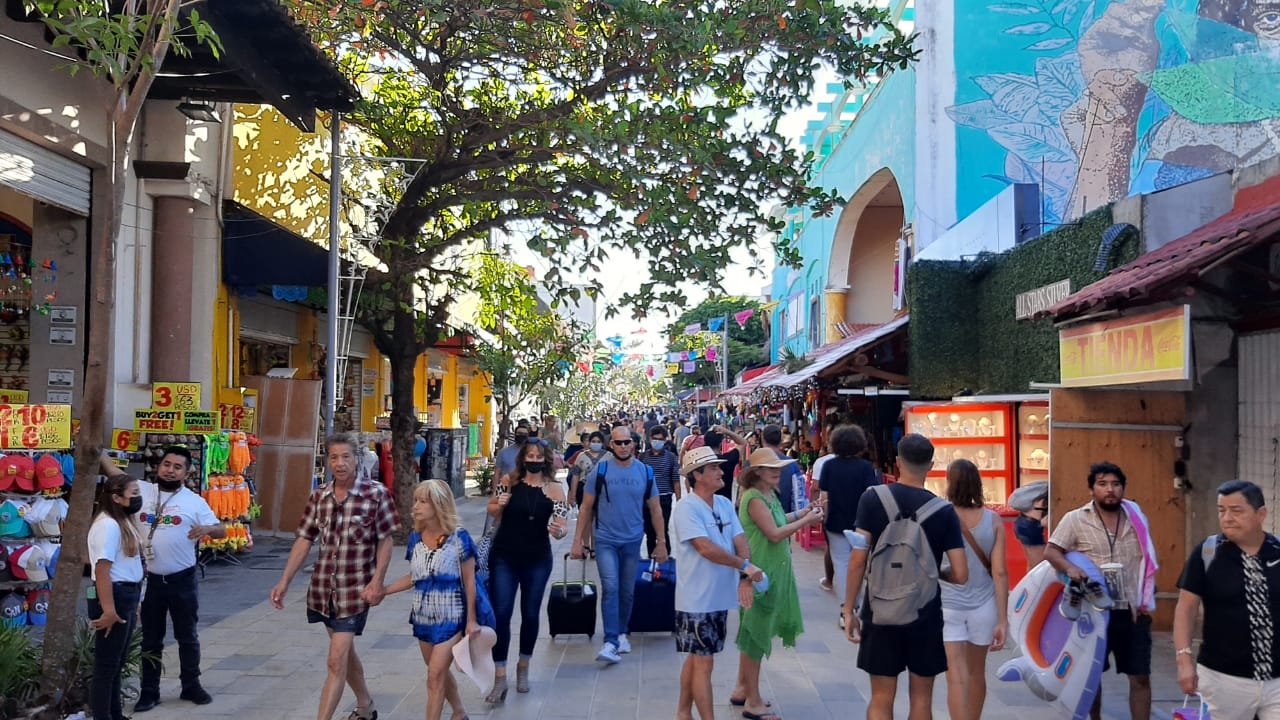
[816,425,881,606]
[485,439,569,702]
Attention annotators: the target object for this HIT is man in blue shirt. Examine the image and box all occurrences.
[571,425,669,664]
[494,427,529,482]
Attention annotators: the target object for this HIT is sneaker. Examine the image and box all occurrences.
[345,708,378,720]
[179,686,212,705]
[1082,579,1115,610]
[617,634,632,654]
[1059,581,1084,621]
[819,577,833,592]
[596,642,621,664]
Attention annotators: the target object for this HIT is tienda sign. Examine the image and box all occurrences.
[1059,306,1190,387]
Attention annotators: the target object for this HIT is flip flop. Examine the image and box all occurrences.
[742,712,781,720]
[730,698,772,708]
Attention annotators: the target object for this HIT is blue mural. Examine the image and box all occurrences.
[950,0,1280,224]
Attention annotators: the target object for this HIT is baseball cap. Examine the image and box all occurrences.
[0,499,29,538]
[34,454,65,491]
[9,454,36,492]
[25,497,65,538]
[679,446,726,476]
[746,448,797,469]
[0,455,16,491]
[0,592,25,628]
[0,551,12,582]
[25,586,48,626]
[9,544,48,582]
[43,544,60,580]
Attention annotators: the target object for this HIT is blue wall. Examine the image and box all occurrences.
[770,69,916,362]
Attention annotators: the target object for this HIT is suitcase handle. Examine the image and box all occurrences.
[563,552,590,585]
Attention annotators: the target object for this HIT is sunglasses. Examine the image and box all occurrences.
[612,439,633,446]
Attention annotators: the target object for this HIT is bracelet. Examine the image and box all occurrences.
[1175,647,1194,657]
[740,558,750,572]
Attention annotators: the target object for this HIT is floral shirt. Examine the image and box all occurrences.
[296,476,400,618]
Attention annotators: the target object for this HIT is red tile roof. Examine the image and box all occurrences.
[1047,201,1280,320]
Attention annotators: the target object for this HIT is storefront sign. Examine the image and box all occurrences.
[0,404,72,448]
[218,403,256,433]
[152,382,201,410]
[1059,306,1191,387]
[134,409,221,433]
[1015,279,1072,320]
[0,389,29,403]
[111,428,138,452]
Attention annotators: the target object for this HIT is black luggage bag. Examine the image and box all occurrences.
[548,553,598,639]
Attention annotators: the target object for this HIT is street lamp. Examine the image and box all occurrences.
[177,100,222,123]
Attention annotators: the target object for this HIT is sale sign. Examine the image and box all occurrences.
[134,409,221,433]
[111,428,138,452]
[0,404,72,449]
[218,403,256,433]
[152,382,201,411]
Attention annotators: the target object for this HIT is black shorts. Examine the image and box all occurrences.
[857,616,947,678]
[1103,611,1152,676]
[307,607,369,636]
[675,610,727,656]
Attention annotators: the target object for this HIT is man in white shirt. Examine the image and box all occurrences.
[120,447,225,713]
[670,446,763,720]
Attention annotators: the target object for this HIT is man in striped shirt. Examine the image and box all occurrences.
[641,424,681,558]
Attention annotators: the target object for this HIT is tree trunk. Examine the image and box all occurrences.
[40,114,131,695]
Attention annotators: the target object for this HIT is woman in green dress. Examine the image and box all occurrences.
[732,449,826,720]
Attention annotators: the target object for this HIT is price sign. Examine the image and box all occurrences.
[0,389,29,403]
[218,403,256,433]
[111,428,138,452]
[152,382,201,411]
[0,404,72,449]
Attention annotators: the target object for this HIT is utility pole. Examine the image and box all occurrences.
[720,314,729,392]
[324,112,342,437]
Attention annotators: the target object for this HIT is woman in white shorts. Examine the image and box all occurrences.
[940,459,1009,720]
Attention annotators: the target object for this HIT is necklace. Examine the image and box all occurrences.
[523,480,544,521]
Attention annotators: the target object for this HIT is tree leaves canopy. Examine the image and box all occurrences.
[666,295,767,387]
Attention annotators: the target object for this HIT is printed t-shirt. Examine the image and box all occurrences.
[671,493,744,613]
[134,482,219,575]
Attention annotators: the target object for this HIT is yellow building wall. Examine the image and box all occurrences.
[361,354,388,433]
[440,355,460,429]
[232,105,330,244]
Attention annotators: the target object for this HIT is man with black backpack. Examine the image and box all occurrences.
[570,425,668,665]
[841,433,967,720]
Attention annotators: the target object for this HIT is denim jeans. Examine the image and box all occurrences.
[489,551,553,665]
[594,537,641,646]
[89,581,142,720]
[140,567,201,696]
[826,529,855,603]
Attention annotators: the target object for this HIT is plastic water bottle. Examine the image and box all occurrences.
[753,571,770,594]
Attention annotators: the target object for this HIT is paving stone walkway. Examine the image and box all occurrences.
[134,494,1187,719]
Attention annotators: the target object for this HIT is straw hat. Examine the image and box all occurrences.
[746,448,797,469]
[679,446,725,475]
[451,625,498,692]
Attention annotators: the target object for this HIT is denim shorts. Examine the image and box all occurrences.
[1014,515,1047,547]
[307,607,369,635]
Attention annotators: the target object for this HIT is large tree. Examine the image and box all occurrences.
[289,0,915,523]
[21,0,219,694]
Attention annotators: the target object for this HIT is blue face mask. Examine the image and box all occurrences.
[590,442,603,452]
[651,440,666,450]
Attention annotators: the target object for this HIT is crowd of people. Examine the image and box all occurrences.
[80,412,1280,720]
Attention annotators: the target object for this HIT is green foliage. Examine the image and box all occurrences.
[471,254,589,426]
[29,0,221,85]
[474,462,495,495]
[666,296,767,386]
[907,207,1141,398]
[0,622,41,707]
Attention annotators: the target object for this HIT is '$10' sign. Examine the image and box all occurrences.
[0,404,72,449]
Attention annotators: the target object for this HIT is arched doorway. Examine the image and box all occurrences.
[824,169,905,342]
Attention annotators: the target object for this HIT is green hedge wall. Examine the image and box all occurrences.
[908,206,1140,399]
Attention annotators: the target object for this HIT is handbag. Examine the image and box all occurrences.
[1173,693,1210,720]
[475,511,500,587]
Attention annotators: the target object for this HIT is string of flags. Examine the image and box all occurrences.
[680,309,755,335]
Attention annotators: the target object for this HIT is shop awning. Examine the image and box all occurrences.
[675,388,717,402]
[1046,201,1280,320]
[762,315,910,389]
[721,365,787,397]
[222,201,328,288]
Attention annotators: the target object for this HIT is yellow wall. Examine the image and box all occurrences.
[232,105,330,244]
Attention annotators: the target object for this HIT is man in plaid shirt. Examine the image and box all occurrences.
[271,434,399,720]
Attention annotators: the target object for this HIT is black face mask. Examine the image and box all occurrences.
[525,462,547,474]
[158,479,183,491]
[125,496,143,515]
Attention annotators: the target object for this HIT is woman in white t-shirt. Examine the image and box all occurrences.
[86,473,145,720]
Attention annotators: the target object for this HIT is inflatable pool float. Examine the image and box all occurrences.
[998,552,1108,719]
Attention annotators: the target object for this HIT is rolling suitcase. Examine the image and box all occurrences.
[628,558,676,633]
[548,553,597,639]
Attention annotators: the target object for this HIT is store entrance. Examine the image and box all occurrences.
[240,338,291,377]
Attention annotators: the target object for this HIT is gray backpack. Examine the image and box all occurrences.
[866,484,950,626]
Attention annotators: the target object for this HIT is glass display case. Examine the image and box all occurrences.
[904,403,1015,505]
[1016,401,1051,488]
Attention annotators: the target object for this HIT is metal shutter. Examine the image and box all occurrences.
[1239,330,1280,531]
[0,130,91,216]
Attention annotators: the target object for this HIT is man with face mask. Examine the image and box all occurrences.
[640,425,681,557]
[124,446,225,712]
[496,427,530,483]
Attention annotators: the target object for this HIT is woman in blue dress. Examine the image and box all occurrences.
[388,480,495,720]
